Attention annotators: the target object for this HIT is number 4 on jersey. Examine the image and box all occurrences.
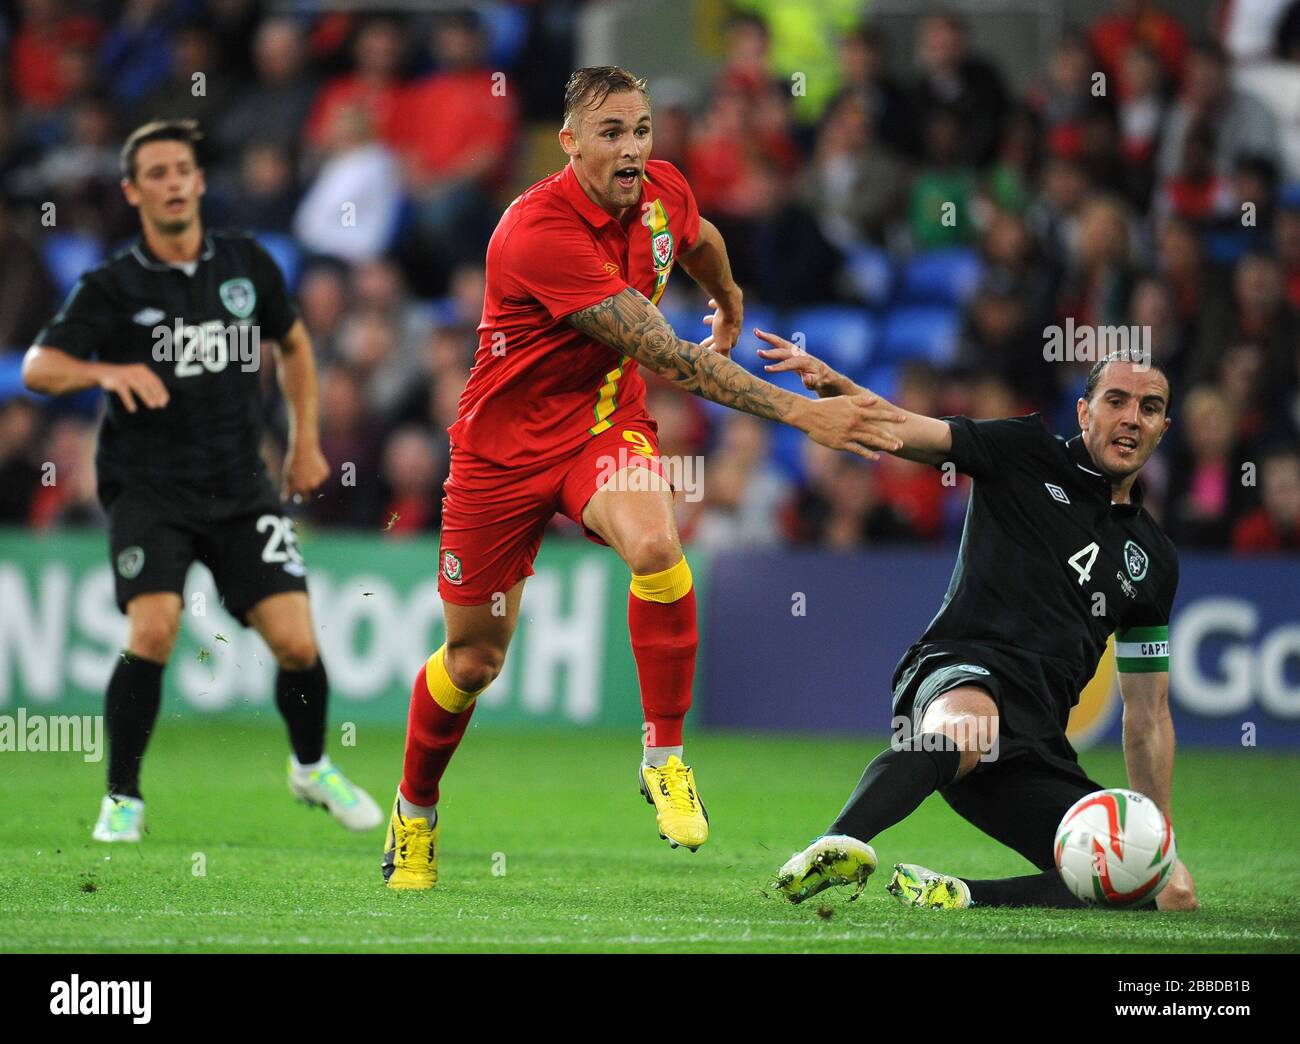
[1068,541,1100,585]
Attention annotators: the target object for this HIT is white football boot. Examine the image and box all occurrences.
[92,794,145,842]
[288,757,383,831]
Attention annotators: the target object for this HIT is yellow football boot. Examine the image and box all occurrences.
[382,799,438,890]
[639,755,709,851]
[887,863,972,909]
[774,834,877,903]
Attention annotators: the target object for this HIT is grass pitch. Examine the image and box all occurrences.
[1,723,1296,953]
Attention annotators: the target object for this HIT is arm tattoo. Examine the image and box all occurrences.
[567,288,792,423]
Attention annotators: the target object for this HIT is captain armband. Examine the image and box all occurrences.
[1115,625,1170,673]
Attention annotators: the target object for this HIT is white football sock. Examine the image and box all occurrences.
[397,789,437,826]
[643,745,683,768]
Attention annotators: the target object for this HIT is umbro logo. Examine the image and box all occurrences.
[1045,482,1070,504]
[132,308,166,326]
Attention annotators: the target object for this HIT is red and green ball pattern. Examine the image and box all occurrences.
[1054,788,1176,907]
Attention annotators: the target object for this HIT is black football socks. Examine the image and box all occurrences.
[275,657,329,765]
[827,734,963,842]
[105,653,165,799]
[964,871,1090,908]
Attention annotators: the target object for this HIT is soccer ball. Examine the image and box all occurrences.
[1054,788,1176,907]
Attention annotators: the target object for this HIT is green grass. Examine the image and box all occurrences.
[1,723,1296,953]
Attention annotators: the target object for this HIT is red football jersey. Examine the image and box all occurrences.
[449,159,701,467]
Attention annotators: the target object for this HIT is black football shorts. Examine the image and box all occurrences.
[106,485,309,622]
[891,639,1107,869]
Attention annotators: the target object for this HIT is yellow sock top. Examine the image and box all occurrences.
[629,556,693,604]
[424,644,481,714]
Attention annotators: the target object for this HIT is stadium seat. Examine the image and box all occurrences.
[880,306,961,365]
[720,305,777,373]
[855,363,898,402]
[898,248,982,306]
[785,306,876,375]
[478,3,531,67]
[657,304,709,347]
[0,352,29,402]
[843,245,895,307]
[41,233,105,298]
[254,231,304,292]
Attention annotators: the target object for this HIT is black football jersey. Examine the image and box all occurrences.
[34,230,297,509]
[913,415,1178,699]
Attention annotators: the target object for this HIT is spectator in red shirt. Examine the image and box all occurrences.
[396,10,518,277]
[10,0,102,111]
[1233,445,1300,553]
[876,362,951,541]
[1155,123,1232,223]
[713,10,779,102]
[304,17,407,151]
[380,426,445,534]
[1089,0,1188,96]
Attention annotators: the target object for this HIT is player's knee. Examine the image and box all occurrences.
[444,643,502,693]
[624,531,681,576]
[272,634,319,671]
[129,614,180,662]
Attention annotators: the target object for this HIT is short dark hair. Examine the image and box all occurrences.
[1260,441,1300,469]
[120,119,203,181]
[727,10,769,37]
[1084,350,1171,412]
[562,67,649,130]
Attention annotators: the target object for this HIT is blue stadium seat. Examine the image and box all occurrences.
[855,363,898,402]
[41,233,105,298]
[0,352,29,402]
[898,248,982,306]
[657,304,709,347]
[880,306,961,365]
[254,231,304,291]
[478,3,531,67]
[719,305,777,373]
[844,245,895,307]
[785,306,876,375]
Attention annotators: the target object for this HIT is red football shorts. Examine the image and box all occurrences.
[437,417,666,605]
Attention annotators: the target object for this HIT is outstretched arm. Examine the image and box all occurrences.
[567,286,905,460]
[754,328,953,465]
[1119,669,1197,911]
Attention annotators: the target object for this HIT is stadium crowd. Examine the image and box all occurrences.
[2,0,1299,555]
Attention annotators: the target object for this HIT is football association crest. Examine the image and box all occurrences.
[652,230,673,268]
[117,546,145,580]
[1123,540,1148,582]
[219,278,257,319]
[441,550,463,585]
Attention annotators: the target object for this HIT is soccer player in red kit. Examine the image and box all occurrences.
[384,67,905,888]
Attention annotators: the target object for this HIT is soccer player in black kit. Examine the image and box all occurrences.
[23,120,381,841]
[754,330,1198,912]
